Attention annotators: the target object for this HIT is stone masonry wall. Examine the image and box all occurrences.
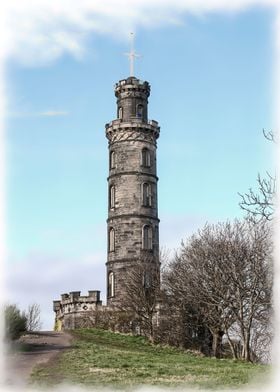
[53,290,102,330]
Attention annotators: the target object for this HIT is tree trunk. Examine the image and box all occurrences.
[243,331,251,361]
[212,330,224,358]
[225,331,237,360]
[148,315,154,343]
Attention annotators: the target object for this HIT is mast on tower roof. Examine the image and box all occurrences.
[124,32,141,77]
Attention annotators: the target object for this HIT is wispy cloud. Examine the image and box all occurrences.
[160,213,213,251]
[1,0,279,328]
[8,110,69,118]
[5,250,106,330]
[37,110,69,117]
[3,214,208,330]
[1,0,279,67]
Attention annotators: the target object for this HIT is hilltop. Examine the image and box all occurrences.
[30,328,270,389]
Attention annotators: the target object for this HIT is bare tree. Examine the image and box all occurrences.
[239,129,276,222]
[224,220,273,361]
[170,223,238,358]
[250,311,273,363]
[118,253,161,343]
[25,303,42,331]
[164,220,273,361]
[162,264,212,353]
[238,173,275,222]
[262,128,276,143]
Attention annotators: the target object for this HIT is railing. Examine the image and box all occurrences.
[115,78,147,88]
[106,119,158,128]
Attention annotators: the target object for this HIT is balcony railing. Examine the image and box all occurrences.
[106,118,158,128]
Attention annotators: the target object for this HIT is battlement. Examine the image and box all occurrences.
[53,290,103,330]
[115,77,150,98]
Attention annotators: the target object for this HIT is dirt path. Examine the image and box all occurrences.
[4,331,73,389]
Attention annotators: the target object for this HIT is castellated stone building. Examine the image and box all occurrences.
[53,75,160,330]
[53,291,102,330]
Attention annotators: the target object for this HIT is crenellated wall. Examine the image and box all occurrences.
[53,290,102,330]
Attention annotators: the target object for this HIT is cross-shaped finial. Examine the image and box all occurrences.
[124,32,141,77]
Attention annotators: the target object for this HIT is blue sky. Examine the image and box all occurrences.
[4,2,276,329]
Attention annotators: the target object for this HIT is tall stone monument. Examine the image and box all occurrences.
[105,75,160,306]
[53,37,161,329]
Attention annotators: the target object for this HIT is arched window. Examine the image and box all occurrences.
[108,272,115,297]
[110,185,115,209]
[142,225,153,250]
[118,107,123,119]
[143,270,151,289]
[141,148,151,167]
[109,228,115,252]
[110,151,115,169]
[154,225,159,247]
[136,104,143,118]
[142,183,152,207]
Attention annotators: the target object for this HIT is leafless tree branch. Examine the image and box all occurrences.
[25,303,42,332]
[163,220,273,361]
[239,130,276,222]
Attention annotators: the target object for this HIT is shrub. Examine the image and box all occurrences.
[5,304,27,340]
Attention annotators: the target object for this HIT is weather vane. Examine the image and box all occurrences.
[124,32,141,77]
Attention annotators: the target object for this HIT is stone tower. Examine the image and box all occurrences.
[105,76,160,307]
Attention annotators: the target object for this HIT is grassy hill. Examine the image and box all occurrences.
[31,328,270,389]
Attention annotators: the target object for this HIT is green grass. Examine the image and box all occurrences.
[31,328,271,389]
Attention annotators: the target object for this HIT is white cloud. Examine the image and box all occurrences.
[160,213,217,252]
[1,0,279,334]
[0,211,196,332]
[0,1,279,390]
[3,213,207,331]
[38,110,69,117]
[1,0,279,66]
[4,251,106,330]
[8,110,69,117]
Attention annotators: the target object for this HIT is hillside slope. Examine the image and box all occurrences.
[31,328,270,389]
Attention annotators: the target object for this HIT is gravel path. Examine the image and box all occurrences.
[4,331,73,389]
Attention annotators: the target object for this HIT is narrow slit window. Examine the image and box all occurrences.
[141,148,151,167]
[110,185,115,209]
[142,225,153,250]
[143,270,152,289]
[108,272,115,297]
[109,228,115,252]
[110,151,115,169]
[154,225,159,247]
[142,183,152,207]
[137,104,143,118]
[118,107,123,119]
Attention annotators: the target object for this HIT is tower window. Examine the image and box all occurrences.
[141,148,151,167]
[108,272,115,297]
[142,183,152,207]
[154,225,159,247]
[110,151,115,169]
[142,225,153,250]
[143,270,152,289]
[110,185,115,209]
[118,107,123,119]
[109,228,115,252]
[137,104,143,118]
